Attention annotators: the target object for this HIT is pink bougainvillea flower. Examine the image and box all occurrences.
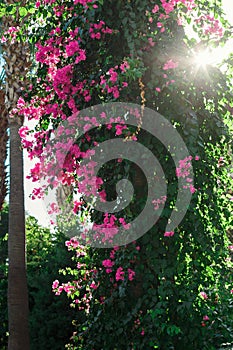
[102,259,114,268]
[52,279,59,290]
[115,267,124,281]
[65,40,80,57]
[164,231,174,237]
[73,201,83,214]
[163,59,179,70]
[90,282,98,290]
[189,184,196,194]
[200,291,208,300]
[128,268,135,281]
[203,315,209,321]
[152,4,159,13]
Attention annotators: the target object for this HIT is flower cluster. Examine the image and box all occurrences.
[176,155,199,194]
[194,14,224,39]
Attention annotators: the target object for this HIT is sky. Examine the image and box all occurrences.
[4,0,233,228]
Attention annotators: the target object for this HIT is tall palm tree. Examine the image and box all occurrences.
[1,1,31,348]
[0,87,7,211]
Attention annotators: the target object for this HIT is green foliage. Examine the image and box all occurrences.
[46,1,233,349]
[1,0,233,348]
[0,212,76,350]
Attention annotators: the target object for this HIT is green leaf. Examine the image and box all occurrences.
[19,7,28,17]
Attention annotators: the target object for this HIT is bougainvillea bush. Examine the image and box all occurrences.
[1,0,233,348]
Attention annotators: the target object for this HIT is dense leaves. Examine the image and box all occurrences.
[0,212,75,350]
[0,0,233,349]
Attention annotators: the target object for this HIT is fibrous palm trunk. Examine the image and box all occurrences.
[0,89,8,211]
[1,1,31,349]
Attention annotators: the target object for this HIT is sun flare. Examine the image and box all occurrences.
[194,46,229,67]
[187,0,233,69]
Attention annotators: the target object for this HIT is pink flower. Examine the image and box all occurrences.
[195,155,200,160]
[73,201,82,214]
[163,59,179,70]
[164,231,174,237]
[141,329,145,336]
[155,87,161,92]
[152,5,159,13]
[203,315,209,321]
[200,291,208,300]
[52,280,59,290]
[19,126,29,139]
[90,282,98,290]
[75,49,86,64]
[128,268,135,281]
[189,184,196,194]
[102,259,114,268]
[115,267,124,281]
[115,124,127,136]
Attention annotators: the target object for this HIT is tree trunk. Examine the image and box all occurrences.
[0,90,8,210]
[1,1,31,348]
[7,119,30,350]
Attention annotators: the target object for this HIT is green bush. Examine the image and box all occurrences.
[0,213,76,350]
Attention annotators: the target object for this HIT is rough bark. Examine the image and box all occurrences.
[0,90,8,210]
[1,1,31,348]
[7,119,30,350]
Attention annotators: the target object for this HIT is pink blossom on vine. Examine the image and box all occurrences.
[128,268,135,281]
[48,202,61,214]
[115,124,127,136]
[189,184,196,194]
[115,267,124,281]
[18,126,29,139]
[90,282,98,290]
[148,37,155,47]
[152,4,159,13]
[75,49,86,63]
[73,200,83,213]
[203,315,209,321]
[161,0,175,15]
[163,59,179,70]
[102,259,114,268]
[52,280,59,289]
[65,40,80,56]
[200,291,208,300]
[164,231,174,237]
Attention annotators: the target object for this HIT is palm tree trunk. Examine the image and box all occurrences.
[1,1,31,348]
[0,90,8,210]
[7,118,30,350]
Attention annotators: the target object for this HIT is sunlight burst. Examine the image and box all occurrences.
[194,46,229,67]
